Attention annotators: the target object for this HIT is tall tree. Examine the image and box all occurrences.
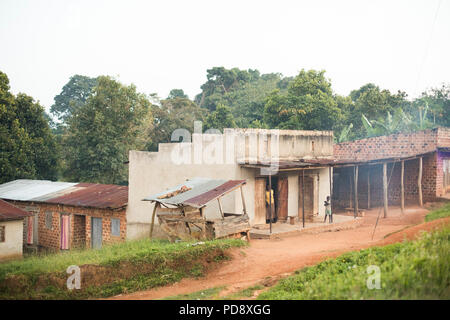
[204,104,236,132]
[62,76,151,184]
[0,71,58,183]
[51,75,97,123]
[167,89,188,99]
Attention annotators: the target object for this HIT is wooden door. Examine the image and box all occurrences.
[254,178,266,224]
[298,175,315,221]
[277,177,288,222]
[91,217,103,249]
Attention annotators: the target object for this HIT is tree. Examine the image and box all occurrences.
[413,84,450,127]
[263,69,343,131]
[62,76,151,184]
[0,71,59,183]
[50,75,97,123]
[167,89,188,99]
[204,104,236,132]
[147,97,207,151]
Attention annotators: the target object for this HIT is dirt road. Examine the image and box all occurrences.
[110,204,449,300]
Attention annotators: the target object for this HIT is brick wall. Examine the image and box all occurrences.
[7,201,127,251]
[333,152,449,208]
[334,128,450,161]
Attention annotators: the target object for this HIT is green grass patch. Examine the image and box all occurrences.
[258,227,450,300]
[223,284,264,300]
[425,202,450,222]
[0,238,245,300]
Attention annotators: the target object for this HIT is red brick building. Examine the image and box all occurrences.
[332,128,450,210]
[0,180,127,251]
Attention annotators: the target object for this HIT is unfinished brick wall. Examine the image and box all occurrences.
[333,152,448,208]
[334,128,450,161]
[6,201,127,251]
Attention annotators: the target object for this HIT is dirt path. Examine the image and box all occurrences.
[110,204,449,300]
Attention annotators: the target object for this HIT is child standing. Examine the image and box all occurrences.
[324,196,332,223]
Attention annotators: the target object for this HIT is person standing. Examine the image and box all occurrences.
[324,196,332,223]
[266,185,275,223]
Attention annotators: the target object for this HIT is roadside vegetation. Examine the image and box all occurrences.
[258,225,449,300]
[425,202,450,222]
[0,238,245,300]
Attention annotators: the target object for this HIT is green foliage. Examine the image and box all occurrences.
[258,227,450,300]
[204,104,236,132]
[167,88,188,99]
[263,69,344,131]
[62,76,152,184]
[147,97,206,151]
[0,71,59,183]
[50,75,97,123]
[162,286,226,300]
[425,202,450,222]
[0,238,245,300]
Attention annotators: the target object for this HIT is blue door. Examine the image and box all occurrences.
[91,217,102,249]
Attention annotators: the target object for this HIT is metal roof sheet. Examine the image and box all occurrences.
[142,178,246,208]
[0,199,33,221]
[0,180,128,209]
[0,180,77,201]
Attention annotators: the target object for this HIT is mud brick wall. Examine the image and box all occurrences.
[334,128,450,161]
[333,153,444,208]
[6,201,126,251]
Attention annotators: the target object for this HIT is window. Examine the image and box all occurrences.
[0,226,5,242]
[45,211,53,229]
[111,218,120,237]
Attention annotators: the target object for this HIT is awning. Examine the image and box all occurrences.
[142,178,246,208]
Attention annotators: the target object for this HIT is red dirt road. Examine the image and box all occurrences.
[110,204,449,300]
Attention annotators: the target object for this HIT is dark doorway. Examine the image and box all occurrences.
[91,217,103,249]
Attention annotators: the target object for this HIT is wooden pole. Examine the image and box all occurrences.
[269,173,272,234]
[367,168,370,210]
[240,186,247,215]
[401,160,405,214]
[302,169,305,228]
[383,162,388,218]
[418,157,423,207]
[150,202,160,239]
[217,198,224,219]
[349,171,353,209]
[354,165,359,218]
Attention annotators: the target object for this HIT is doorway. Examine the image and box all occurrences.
[91,217,103,249]
[254,176,288,224]
[298,174,319,221]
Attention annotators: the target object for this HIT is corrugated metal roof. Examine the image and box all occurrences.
[0,180,77,201]
[143,178,246,208]
[0,180,128,210]
[0,199,33,221]
[46,183,128,209]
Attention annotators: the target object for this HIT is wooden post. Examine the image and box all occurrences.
[383,162,388,218]
[218,198,224,219]
[418,157,423,207]
[329,166,333,212]
[150,202,160,239]
[367,168,370,210]
[354,165,359,218]
[401,160,405,214]
[349,171,353,209]
[302,170,305,228]
[269,173,272,234]
[240,186,247,215]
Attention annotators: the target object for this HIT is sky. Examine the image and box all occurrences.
[0,0,449,112]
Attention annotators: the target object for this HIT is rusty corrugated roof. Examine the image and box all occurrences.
[143,178,246,208]
[46,183,128,209]
[0,199,33,222]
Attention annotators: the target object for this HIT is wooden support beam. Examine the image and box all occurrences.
[269,174,272,234]
[218,197,224,219]
[354,165,359,218]
[367,168,370,210]
[383,162,388,218]
[349,171,353,209]
[418,157,423,207]
[302,170,305,228]
[240,186,247,215]
[150,202,160,239]
[401,160,405,214]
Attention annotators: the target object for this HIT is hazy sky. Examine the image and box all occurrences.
[0,0,449,112]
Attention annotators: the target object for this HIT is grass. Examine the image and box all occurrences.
[425,202,450,222]
[223,284,264,299]
[258,226,450,300]
[0,238,245,300]
[162,286,226,300]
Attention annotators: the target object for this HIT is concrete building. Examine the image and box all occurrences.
[0,199,32,261]
[332,128,450,213]
[0,180,128,251]
[128,128,334,239]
